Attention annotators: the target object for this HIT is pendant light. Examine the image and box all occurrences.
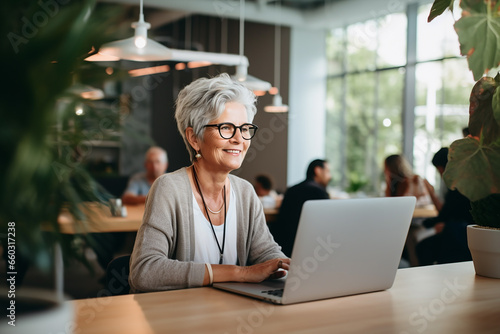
[231,0,271,92]
[66,73,104,100]
[264,1,288,113]
[97,0,172,62]
[67,83,105,100]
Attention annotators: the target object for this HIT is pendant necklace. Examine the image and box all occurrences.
[192,166,227,265]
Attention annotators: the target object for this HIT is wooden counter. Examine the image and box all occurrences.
[69,262,500,334]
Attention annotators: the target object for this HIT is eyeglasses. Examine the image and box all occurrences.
[203,122,258,140]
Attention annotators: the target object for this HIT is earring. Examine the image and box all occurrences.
[195,152,202,159]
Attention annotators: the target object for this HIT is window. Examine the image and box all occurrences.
[325,3,473,196]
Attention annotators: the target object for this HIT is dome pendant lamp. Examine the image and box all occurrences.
[98,0,172,62]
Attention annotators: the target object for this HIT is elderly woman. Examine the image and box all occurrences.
[129,74,289,292]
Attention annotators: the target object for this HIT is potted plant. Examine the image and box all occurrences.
[429,0,500,278]
[0,0,124,330]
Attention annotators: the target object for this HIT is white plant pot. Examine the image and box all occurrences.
[467,225,500,279]
[0,288,73,333]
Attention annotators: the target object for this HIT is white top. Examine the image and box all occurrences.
[193,187,238,265]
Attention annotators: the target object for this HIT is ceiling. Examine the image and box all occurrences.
[100,0,352,30]
[259,0,343,10]
[99,0,431,33]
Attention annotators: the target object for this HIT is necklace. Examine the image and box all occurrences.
[192,166,227,264]
[206,200,224,214]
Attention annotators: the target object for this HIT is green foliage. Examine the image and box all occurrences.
[444,136,500,202]
[430,0,500,80]
[470,194,500,228]
[468,75,500,144]
[455,0,500,80]
[346,173,368,193]
[429,0,500,227]
[0,1,123,270]
[428,0,455,23]
[443,75,500,205]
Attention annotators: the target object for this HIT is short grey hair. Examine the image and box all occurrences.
[175,73,257,161]
[145,146,168,163]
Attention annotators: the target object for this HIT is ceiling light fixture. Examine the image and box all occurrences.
[87,0,265,83]
[67,83,104,100]
[264,1,288,113]
[231,0,271,93]
[97,0,172,62]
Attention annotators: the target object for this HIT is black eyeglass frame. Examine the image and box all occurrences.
[203,122,258,140]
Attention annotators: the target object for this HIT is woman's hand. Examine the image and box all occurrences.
[240,258,291,283]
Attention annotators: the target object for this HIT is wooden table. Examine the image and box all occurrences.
[56,202,436,234]
[265,203,437,225]
[69,262,500,334]
[264,207,279,223]
[57,203,145,234]
[413,204,438,218]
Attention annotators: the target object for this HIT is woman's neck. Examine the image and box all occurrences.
[191,163,228,198]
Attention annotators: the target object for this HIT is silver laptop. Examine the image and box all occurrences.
[213,196,416,304]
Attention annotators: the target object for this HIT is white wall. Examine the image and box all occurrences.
[287,27,327,186]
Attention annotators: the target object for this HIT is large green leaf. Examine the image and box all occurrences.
[468,76,500,144]
[444,137,500,201]
[454,1,500,80]
[494,75,500,124]
[428,0,455,22]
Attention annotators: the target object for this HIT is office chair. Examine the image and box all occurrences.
[106,254,131,296]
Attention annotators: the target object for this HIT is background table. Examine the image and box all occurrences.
[413,204,438,218]
[69,262,499,334]
[57,203,145,234]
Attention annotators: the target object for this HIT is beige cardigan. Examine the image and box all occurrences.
[129,167,285,292]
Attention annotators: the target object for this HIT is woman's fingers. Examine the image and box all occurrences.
[274,258,290,271]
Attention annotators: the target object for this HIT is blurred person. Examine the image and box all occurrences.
[270,159,331,257]
[416,147,474,265]
[129,74,289,293]
[384,154,440,209]
[91,146,168,272]
[122,146,168,205]
[254,174,282,209]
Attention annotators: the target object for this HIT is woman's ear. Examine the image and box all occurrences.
[186,127,200,152]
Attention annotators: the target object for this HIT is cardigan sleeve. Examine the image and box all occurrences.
[129,171,206,292]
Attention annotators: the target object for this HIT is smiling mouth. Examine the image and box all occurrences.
[224,149,241,154]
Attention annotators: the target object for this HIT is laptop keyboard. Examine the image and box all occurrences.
[261,289,284,297]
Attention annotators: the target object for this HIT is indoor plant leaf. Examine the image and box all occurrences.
[454,0,500,80]
[494,76,500,125]
[468,76,500,145]
[444,137,500,202]
[0,0,124,271]
[428,0,455,22]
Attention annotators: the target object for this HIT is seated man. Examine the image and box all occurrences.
[122,146,168,205]
[254,174,282,209]
[270,159,331,257]
[416,147,474,266]
[91,146,168,272]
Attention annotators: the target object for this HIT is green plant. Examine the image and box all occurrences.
[429,0,500,228]
[346,172,368,193]
[0,0,124,271]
